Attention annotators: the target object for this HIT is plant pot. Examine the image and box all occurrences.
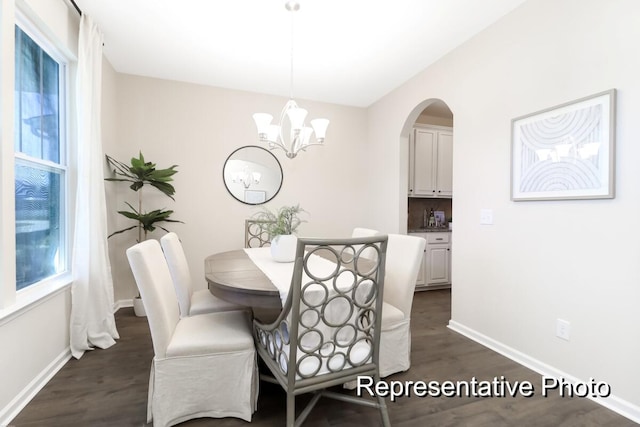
[270,234,298,262]
[133,296,146,317]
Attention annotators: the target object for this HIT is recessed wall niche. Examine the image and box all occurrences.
[407,197,452,230]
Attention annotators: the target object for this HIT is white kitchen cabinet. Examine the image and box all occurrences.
[415,244,426,286]
[410,232,451,290]
[408,125,453,198]
[425,233,451,285]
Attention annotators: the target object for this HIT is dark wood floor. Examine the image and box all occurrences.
[11,290,636,426]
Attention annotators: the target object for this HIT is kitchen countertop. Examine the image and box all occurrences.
[408,228,452,233]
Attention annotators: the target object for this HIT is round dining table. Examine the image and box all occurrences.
[205,246,377,323]
[205,249,283,321]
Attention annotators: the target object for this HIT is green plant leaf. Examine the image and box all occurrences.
[252,204,307,237]
[105,152,183,239]
[149,181,176,199]
[105,152,177,196]
[117,210,141,220]
[148,167,178,179]
[107,225,138,238]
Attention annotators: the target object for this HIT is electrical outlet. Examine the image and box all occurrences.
[556,319,571,341]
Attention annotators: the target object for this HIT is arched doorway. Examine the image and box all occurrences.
[399,98,454,294]
[399,98,454,232]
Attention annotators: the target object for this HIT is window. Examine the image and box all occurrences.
[14,25,67,291]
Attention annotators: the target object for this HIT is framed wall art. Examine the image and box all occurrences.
[511,89,616,201]
[244,189,267,204]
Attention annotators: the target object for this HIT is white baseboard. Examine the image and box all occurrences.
[0,347,71,427]
[448,320,640,425]
[113,298,133,312]
[0,301,135,426]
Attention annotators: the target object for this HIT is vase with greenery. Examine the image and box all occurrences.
[105,152,183,242]
[252,204,306,262]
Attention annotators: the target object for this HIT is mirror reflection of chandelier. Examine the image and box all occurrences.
[252,0,329,159]
[233,167,261,189]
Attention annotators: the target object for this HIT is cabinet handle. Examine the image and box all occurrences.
[435,238,443,241]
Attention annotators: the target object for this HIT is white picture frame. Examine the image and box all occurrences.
[511,89,616,201]
[244,190,266,204]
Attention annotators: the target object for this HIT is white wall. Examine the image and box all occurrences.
[105,75,369,302]
[367,0,640,418]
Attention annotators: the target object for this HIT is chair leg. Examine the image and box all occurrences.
[374,374,391,427]
[286,392,295,427]
[296,392,322,426]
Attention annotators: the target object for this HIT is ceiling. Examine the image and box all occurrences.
[76,0,526,107]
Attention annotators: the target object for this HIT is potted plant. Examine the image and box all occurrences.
[105,152,183,241]
[253,204,306,262]
[105,152,183,315]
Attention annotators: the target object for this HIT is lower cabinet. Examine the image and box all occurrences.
[410,232,451,289]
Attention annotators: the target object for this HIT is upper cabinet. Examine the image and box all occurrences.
[408,125,453,198]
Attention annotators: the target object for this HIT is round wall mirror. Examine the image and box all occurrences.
[223,146,283,205]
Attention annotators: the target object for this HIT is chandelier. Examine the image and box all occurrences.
[232,167,261,189]
[253,0,329,159]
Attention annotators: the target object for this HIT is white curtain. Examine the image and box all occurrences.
[70,14,119,359]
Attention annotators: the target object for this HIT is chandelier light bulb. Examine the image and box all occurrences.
[284,0,300,12]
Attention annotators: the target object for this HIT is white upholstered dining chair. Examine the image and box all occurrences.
[351,227,381,238]
[253,236,391,427]
[351,227,382,237]
[379,233,426,377]
[345,230,425,381]
[160,232,243,317]
[352,228,425,376]
[351,227,382,260]
[127,239,257,427]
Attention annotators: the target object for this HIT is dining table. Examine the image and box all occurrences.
[205,245,378,323]
[205,248,287,322]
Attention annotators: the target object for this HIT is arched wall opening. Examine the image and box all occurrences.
[398,98,454,233]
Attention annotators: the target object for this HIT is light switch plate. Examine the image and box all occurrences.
[480,209,493,225]
[556,319,571,340]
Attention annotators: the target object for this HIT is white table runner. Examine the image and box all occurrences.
[244,247,342,305]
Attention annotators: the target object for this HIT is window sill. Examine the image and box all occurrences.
[0,273,72,326]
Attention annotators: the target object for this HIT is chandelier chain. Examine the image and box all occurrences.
[290,8,294,100]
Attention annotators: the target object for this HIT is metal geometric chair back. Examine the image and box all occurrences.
[245,219,274,248]
[253,235,391,427]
